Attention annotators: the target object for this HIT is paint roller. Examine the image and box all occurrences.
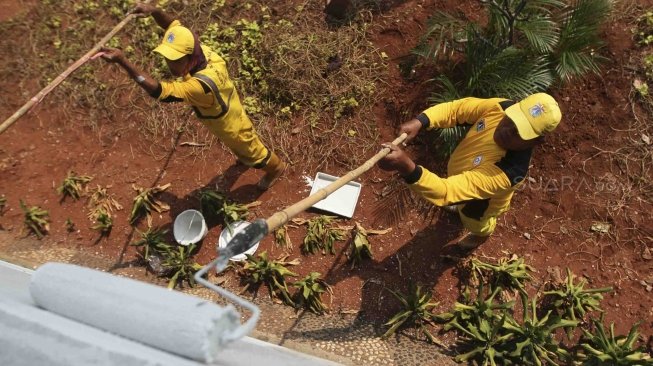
[29,262,258,364]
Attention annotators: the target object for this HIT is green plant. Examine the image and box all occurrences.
[91,209,112,235]
[334,97,360,119]
[553,0,612,82]
[274,225,292,251]
[543,268,612,334]
[577,319,653,365]
[382,282,440,344]
[221,201,251,232]
[636,11,653,46]
[20,200,50,238]
[502,298,577,365]
[437,284,515,364]
[436,284,516,365]
[131,227,171,260]
[240,251,299,305]
[293,272,332,314]
[57,171,92,200]
[470,255,534,310]
[437,284,515,334]
[160,243,203,289]
[129,183,171,226]
[197,189,257,231]
[197,189,227,219]
[453,314,513,365]
[302,215,345,255]
[347,222,373,268]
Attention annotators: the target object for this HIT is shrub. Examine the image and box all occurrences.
[383,282,440,344]
[293,272,332,314]
[240,251,299,305]
[347,222,373,268]
[57,171,92,201]
[20,200,50,238]
[129,183,171,226]
[131,226,171,261]
[160,244,203,289]
[577,319,653,365]
[302,215,345,255]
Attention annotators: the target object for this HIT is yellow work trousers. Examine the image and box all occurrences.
[458,210,497,237]
[457,191,513,237]
[199,113,269,167]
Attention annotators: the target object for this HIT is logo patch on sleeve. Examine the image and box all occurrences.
[476,119,485,132]
[473,155,483,166]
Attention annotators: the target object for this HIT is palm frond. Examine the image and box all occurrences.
[412,11,467,62]
[521,0,566,13]
[429,75,462,104]
[438,125,471,156]
[464,38,554,99]
[553,0,612,81]
[430,76,469,155]
[485,0,564,44]
[492,54,554,98]
[516,16,560,53]
[555,50,605,82]
[371,181,414,227]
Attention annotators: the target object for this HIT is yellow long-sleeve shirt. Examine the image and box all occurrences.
[406,97,532,220]
[153,20,243,125]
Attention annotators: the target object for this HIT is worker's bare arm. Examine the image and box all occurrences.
[132,3,174,29]
[99,47,160,96]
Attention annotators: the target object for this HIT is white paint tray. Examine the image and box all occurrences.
[309,172,362,218]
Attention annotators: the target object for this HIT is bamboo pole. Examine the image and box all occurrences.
[0,13,140,135]
[265,133,408,232]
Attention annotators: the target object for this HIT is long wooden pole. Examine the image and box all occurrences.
[0,13,140,135]
[265,133,408,232]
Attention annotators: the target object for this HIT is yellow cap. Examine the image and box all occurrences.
[153,25,195,60]
[505,93,562,140]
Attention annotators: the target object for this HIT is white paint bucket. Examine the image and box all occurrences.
[173,209,208,245]
[217,221,260,261]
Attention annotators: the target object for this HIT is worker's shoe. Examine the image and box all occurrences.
[257,152,287,191]
[442,204,459,214]
[457,234,489,249]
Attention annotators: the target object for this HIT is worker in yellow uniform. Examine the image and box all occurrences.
[99,3,286,190]
[378,93,562,248]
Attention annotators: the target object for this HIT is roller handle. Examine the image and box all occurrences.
[216,133,407,269]
[215,219,269,272]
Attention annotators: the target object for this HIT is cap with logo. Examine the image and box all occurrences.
[153,25,195,60]
[505,93,562,140]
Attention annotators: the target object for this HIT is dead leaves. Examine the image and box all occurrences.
[129,183,171,226]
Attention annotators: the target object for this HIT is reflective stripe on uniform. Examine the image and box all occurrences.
[192,73,233,119]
